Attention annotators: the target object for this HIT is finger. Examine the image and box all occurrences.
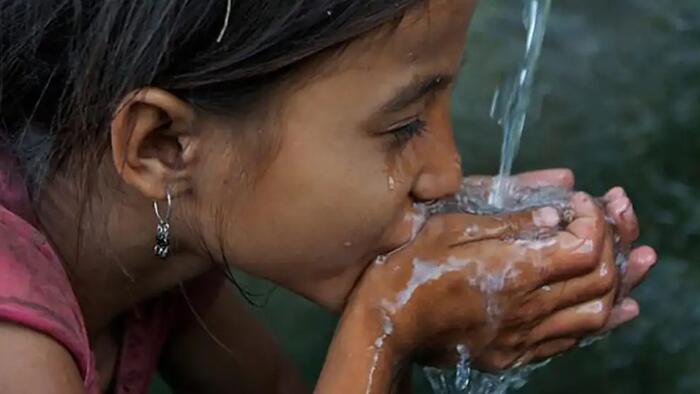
[530,193,610,285]
[566,192,605,246]
[602,186,627,203]
[430,208,561,246]
[464,168,575,190]
[526,291,616,344]
[501,301,638,364]
[596,298,640,334]
[523,230,602,286]
[505,254,616,327]
[522,221,616,320]
[526,338,578,364]
[606,196,640,244]
[472,349,523,372]
[621,246,657,294]
[514,206,613,292]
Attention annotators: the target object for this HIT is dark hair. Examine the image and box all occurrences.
[0,0,422,190]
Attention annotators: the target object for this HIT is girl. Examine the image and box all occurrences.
[0,0,656,393]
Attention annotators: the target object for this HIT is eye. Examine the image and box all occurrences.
[386,117,427,147]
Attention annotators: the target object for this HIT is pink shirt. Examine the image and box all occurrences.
[0,152,222,393]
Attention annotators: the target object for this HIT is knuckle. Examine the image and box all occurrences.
[516,302,542,324]
[572,191,592,205]
[588,266,616,296]
[578,242,600,269]
[588,311,609,331]
[499,331,525,348]
[568,256,596,277]
[599,267,617,292]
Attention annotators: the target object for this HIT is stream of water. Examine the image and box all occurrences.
[488,0,551,209]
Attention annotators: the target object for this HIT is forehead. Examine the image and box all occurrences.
[382,0,475,60]
[275,0,476,122]
[287,0,476,105]
[335,0,476,74]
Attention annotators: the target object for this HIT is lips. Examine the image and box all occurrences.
[378,202,429,254]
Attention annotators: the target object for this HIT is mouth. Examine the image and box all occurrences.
[377,202,430,255]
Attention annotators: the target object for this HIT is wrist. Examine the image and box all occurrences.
[316,299,408,393]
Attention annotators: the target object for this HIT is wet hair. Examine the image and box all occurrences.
[0,0,422,191]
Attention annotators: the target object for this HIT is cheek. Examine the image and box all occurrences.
[218,135,407,284]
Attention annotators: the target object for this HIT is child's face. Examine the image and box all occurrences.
[196,0,477,309]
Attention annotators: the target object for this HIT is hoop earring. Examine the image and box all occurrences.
[153,190,173,259]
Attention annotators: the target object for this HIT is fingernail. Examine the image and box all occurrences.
[572,192,590,205]
[611,198,631,217]
[635,247,657,267]
[622,298,639,317]
[604,187,625,202]
[533,207,560,227]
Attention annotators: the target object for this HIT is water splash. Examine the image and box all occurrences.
[430,180,573,217]
[425,360,552,394]
[489,0,552,209]
[388,176,397,191]
[424,345,472,394]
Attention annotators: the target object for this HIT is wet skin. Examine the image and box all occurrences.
[2,0,657,393]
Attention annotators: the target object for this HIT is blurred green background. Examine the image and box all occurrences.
[151,0,700,392]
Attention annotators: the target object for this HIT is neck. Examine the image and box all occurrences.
[34,169,210,337]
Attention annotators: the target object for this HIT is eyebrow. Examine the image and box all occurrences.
[380,73,454,113]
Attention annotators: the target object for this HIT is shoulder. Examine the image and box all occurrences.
[0,321,85,393]
[0,205,94,389]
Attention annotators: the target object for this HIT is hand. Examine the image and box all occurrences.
[350,191,620,372]
[465,169,657,334]
[601,186,656,294]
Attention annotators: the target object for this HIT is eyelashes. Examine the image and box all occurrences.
[387,117,427,147]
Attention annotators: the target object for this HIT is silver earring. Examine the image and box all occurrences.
[153,190,173,259]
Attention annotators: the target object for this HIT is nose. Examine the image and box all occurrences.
[410,132,463,202]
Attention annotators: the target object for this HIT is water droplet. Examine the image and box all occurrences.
[579,333,609,348]
[453,154,462,170]
[464,225,479,238]
[344,241,353,247]
[455,345,471,390]
[374,255,388,265]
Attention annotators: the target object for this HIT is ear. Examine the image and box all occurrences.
[110,88,199,200]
